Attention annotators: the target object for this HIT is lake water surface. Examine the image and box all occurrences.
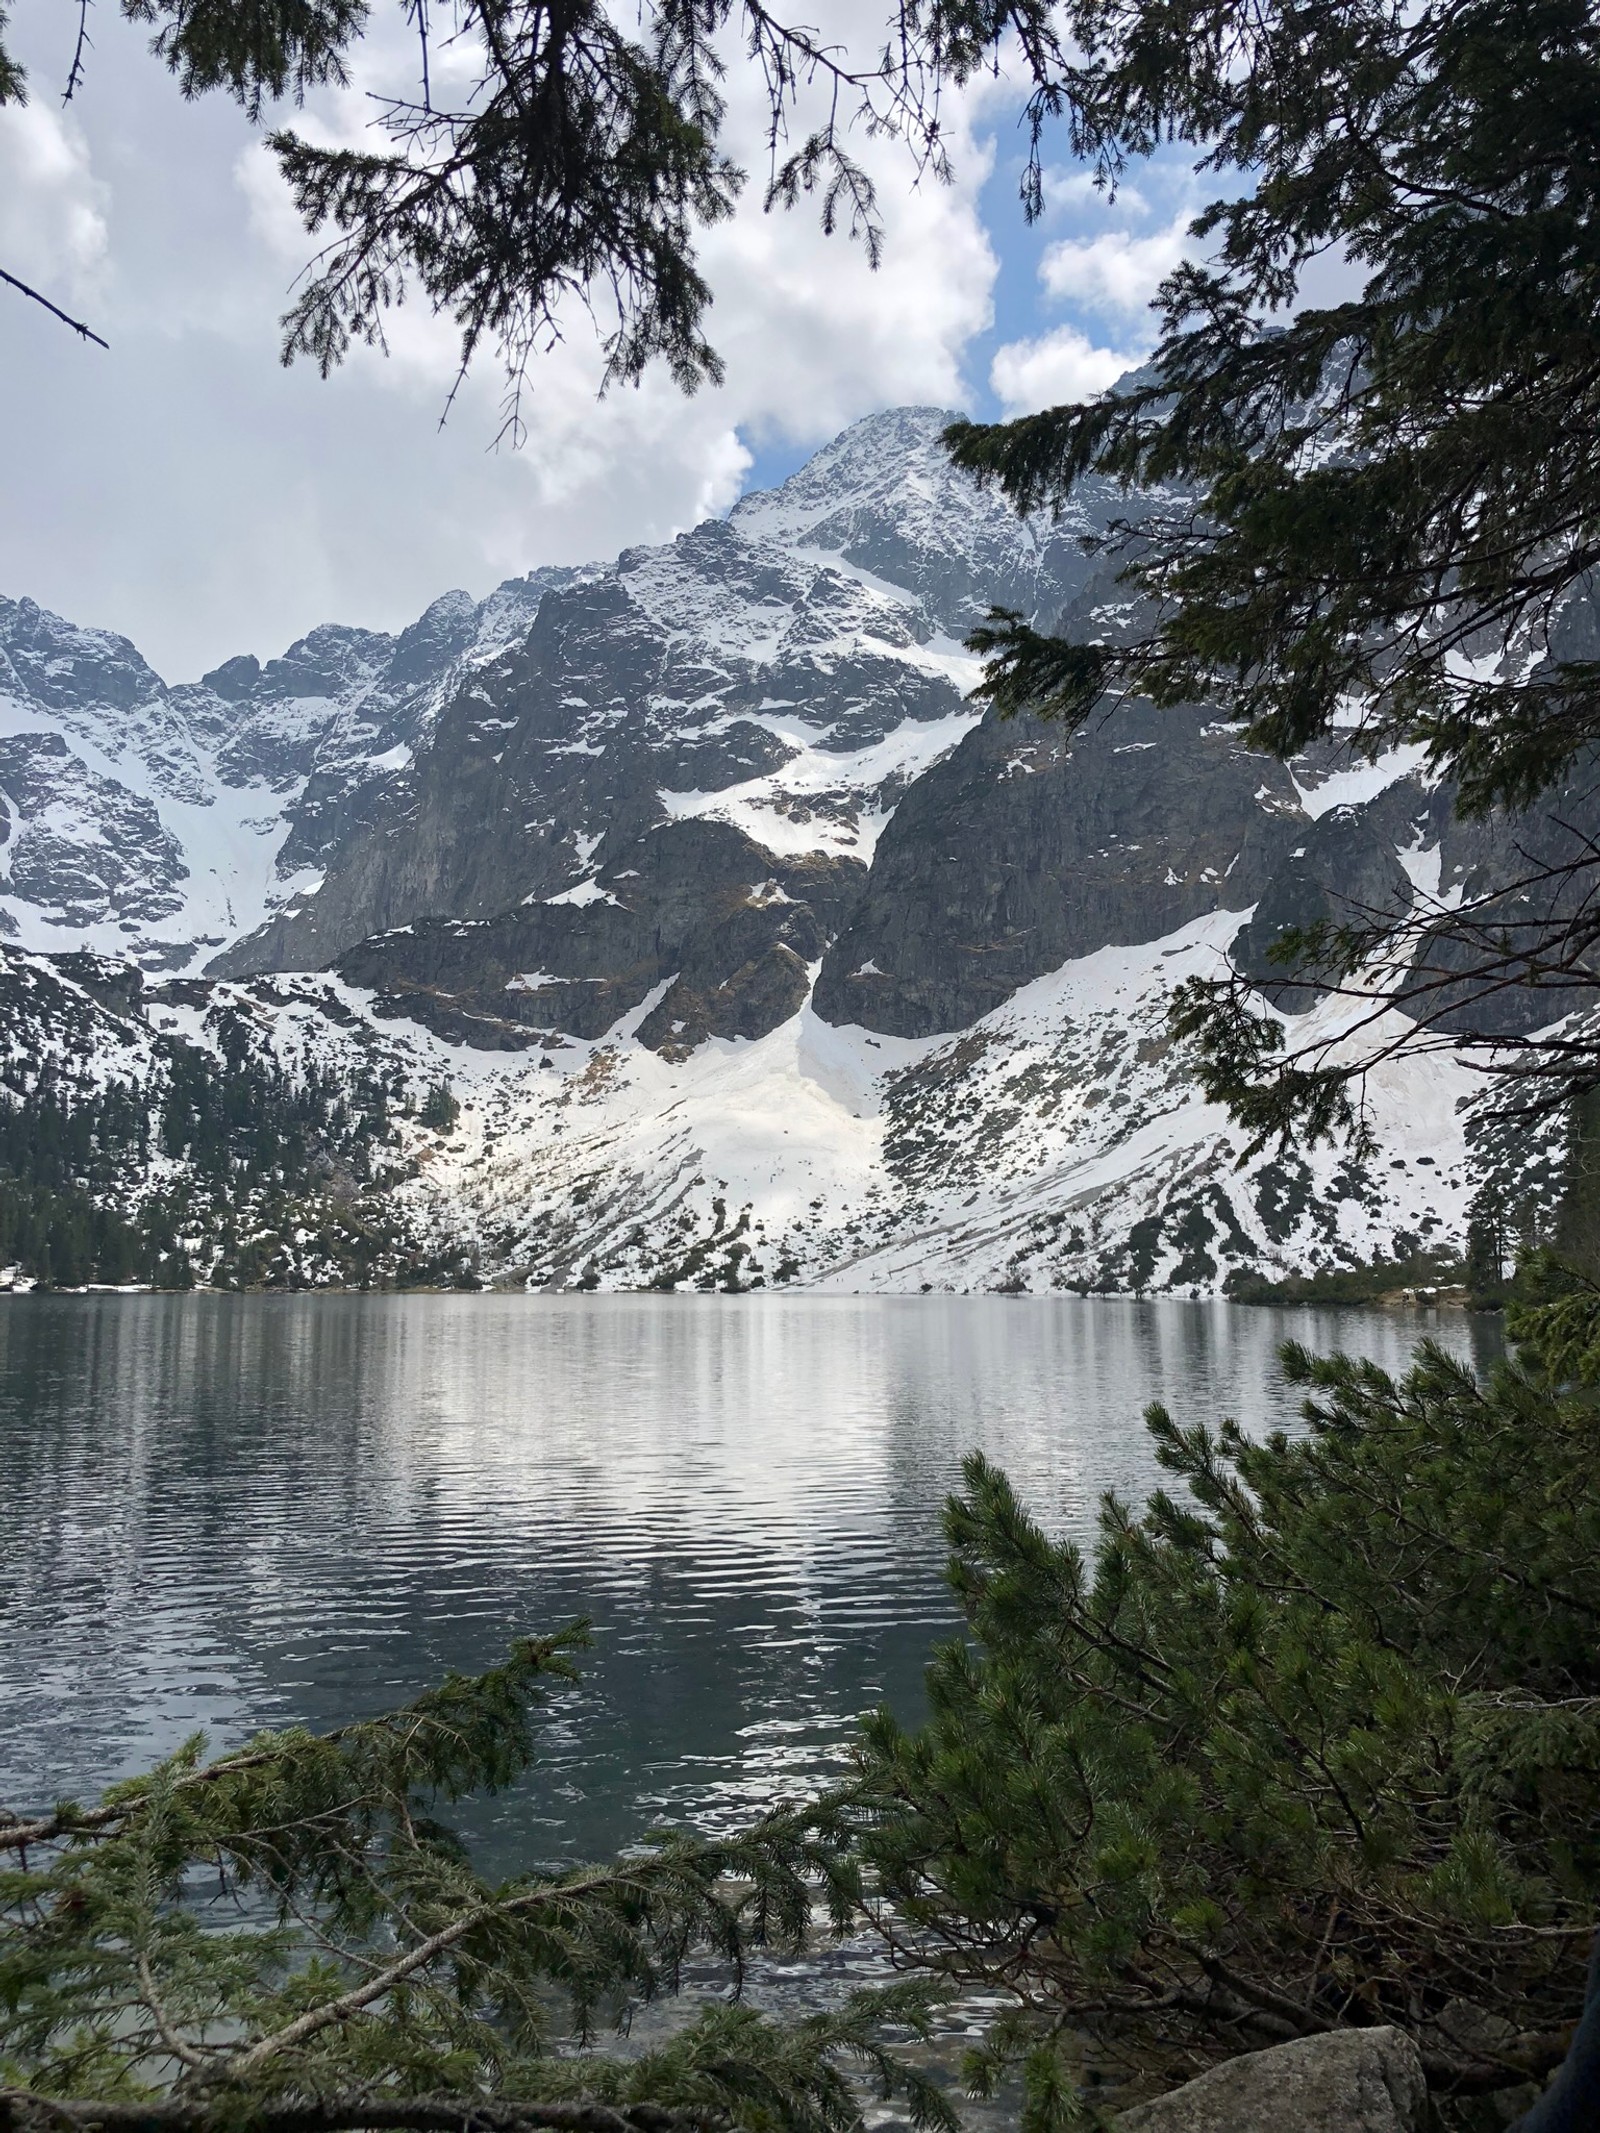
[0,1295,1501,1864]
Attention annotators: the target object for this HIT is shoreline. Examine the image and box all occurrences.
[0,1279,1500,1312]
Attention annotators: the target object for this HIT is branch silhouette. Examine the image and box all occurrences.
[0,265,108,348]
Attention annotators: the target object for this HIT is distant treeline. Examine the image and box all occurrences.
[0,1016,462,1289]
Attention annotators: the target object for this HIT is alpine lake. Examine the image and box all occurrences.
[0,1293,1504,2078]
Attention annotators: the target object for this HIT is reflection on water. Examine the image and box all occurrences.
[0,1295,1500,1863]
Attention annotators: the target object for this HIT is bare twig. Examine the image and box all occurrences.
[135,1954,210,2073]
[63,0,91,103]
[0,265,108,349]
[406,0,431,113]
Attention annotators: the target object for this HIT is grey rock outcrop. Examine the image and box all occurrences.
[726,403,1101,628]
[1230,800,1416,1006]
[813,701,1303,1038]
[9,399,1600,1087]
[1113,2028,1427,2133]
[0,578,566,957]
[0,730,188,927]
[335,819,866,1054]
[214,419,1075,981]
[1418,767,1600,1038]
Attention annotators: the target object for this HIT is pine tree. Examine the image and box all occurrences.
[1465,1212,1507,1310]
[941,0,1600,1134]
[420,1080,461,1133]
[4,2,1039,413]
[0,1633,953,2133]
[840,1322,1600,2121]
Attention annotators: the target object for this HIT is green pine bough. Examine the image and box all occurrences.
[0,1629,952,2133]
[5,1306,1599,2131]
[845,1322,1600,2121]
[943,0,1600,1133]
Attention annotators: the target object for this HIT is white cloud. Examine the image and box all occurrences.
[990,324,1134,416]
[1,1,1000,678]
[1034,165,1149,222]
[0,102,107,295]
[1039,209,1194,318]
[238,12,997,459]
[236,139,308,264]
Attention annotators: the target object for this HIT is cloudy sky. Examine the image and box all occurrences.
[0,3,1203,680]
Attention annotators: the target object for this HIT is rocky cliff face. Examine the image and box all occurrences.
[336,820,866,1055]
[211,408,1104,982]
[0,407,1586,1292]
[0,571,576,965]
[813,703,1307,1036]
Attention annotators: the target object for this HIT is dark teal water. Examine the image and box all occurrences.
[0,1294,1500,1865]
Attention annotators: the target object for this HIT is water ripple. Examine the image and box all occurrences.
[0,1293,1497,1866]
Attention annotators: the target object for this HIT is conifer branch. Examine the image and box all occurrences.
[62,0,91,103]
[226,1861,676,2075]
[0,1629,586,1851]
[0,266,107,348]
[0,2094,725,2133]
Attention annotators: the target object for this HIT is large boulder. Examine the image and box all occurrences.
[1113,2028,1427,2133]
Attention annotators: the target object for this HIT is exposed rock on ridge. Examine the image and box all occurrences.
[1,405,1593,1293]
[0,573,575,964]
[213,412,1080,980]
[336,821,864,1055]
[814,702,1305,1037]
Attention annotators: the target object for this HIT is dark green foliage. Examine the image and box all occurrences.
[0,3,23,103]
[845,1333,1600,2119]
[1465,1216,1508,1311]
[0,5,1084,427]
[0,1069,154,1285]
[947,0,1600,804]
[1475,1094,1600,1324]
[961,612,1108,729]
[1503,1255,1600,1386]
[419,1079,460,1132]
[0,1633,955,2133]
[1224,1248,1464,1305]
[0,1181,143,1289]
[940,0,1600,1134]
[0,0,1070,421]
[158,1011,391,1182]
[1551,1087,1600,1279]
[148,1252,193,1290]
[125,0,371,118]
[0,1015,476,1290]
[0,1069,151,1192]
[0,1053,151,1284]
[269,4,738,423]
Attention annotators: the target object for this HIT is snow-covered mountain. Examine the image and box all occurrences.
[0,408,1582,1293]
[0,570,581,966]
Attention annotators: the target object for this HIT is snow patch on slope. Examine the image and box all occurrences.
[658,705,979,858]
[1292,743,1433,818]
[367,910,1479,1296]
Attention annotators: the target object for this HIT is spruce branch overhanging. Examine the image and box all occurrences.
[942,0,1600,1134]
[0,1627,954,2133]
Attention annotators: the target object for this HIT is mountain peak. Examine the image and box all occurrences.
[728,406,967,549]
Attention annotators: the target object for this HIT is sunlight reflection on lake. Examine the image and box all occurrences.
[0,1293,1499,1863]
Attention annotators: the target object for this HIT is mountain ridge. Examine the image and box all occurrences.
[0,406,1582,1293]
